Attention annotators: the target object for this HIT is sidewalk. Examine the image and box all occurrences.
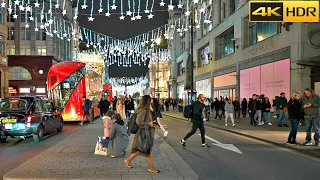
[3,121,198,180]
[162,110,320,159]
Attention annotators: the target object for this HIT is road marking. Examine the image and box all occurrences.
[199,134,243,154]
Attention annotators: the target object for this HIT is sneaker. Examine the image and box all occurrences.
[79,123,83,126]
[232,124,236,127]
[164,131,168,137]
[287,141,296,145]
[299,123,302,126]
[273,116,277,118]
[268,123,272,125]
[225,124,228,126]
[202,144,210,148]
[303,141,313,146]
[283,124,289,127]
[261,121,265,125]
[258,123,263,126]
[180,139,186,147]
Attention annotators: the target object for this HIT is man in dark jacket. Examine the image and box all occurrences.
[233,97,241,119]
[80,96,92,125]
[277,92,288,127]
[213,98,222,120]
[248,94,257,126]
[112,96,117,112]
[181,94,210,148]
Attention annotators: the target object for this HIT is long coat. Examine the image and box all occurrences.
[131,108,155,156]
[107,122,129,157]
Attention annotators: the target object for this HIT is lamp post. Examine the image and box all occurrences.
[154,38,161,100]
[190,3,195,105]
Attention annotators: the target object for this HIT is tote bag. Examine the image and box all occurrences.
[94,136,108,156]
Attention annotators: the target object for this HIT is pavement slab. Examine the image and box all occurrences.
[3,121,198,180]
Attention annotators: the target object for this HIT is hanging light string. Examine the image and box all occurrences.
[132,0,135,19]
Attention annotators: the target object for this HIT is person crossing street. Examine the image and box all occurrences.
[180,94,210,148]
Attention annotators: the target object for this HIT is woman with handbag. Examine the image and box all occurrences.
[151,98,168,137]
[124,95,159,173]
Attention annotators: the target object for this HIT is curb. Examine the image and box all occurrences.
[163,114,320,160]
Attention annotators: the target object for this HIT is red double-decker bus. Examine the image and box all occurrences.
[47,62,102,121]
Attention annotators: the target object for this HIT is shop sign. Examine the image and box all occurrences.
[247,39,275,57]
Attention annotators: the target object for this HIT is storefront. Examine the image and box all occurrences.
[196,78,211,98]
[240,58,290,101]
[213,72,236,101]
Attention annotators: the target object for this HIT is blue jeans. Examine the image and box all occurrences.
[101,137,110,147]
[263,112,271,123]
[277,109,288,125]
[305,116,320,142]
[215,109,221,119]
[288,118,299,141]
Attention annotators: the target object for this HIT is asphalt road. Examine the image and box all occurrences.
[157,116,320,180]
[0,122,83,180]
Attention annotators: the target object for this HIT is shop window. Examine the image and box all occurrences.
[0,35,3,55]
[7,14,15,22]
[20,13,26,22]
[203,5,213,35]
[20,45,31,55]
[19,88,30,94]
[222,2,226,20]
[178,62,184,76]
[6,45,15,55]
[37,45,46,56]
[9,66,32,80]
[199,45,210,67]
[8,27,14,40]
[215,28,234,59]
[35,100,43,112]
[36,87,46,94]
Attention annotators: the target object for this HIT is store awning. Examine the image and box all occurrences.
[296,55,320,67]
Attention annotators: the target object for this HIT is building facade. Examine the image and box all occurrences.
[149,61,170,99]
[0,2,9,98]
[169,0,320,101]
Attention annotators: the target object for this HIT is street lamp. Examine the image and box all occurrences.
[189,3,195,105]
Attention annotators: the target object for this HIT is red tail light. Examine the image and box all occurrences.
[26,116,32,123]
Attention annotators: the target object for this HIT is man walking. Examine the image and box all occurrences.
[248,94,257,126]
[302,88,320,146]
[233,97,241,119]
[181,94,210,148]
[80,96,92,125]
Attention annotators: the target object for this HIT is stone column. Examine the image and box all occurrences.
[213,0,221,28]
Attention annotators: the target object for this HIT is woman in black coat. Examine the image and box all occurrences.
[287,91,302,145]
[241,98,248,118]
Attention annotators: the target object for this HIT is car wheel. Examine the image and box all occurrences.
[57,120,63,132]
[33,125,44,142]
[0,137,7,143]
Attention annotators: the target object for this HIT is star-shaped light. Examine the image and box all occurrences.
[179,32,183,36]
[101,37,105,41]
[14,0,20,5]
[29,16,34,21]
[136,15,142,20]
[111,4,117,10]
[67,38,71,41]
[13,14,18,19]
[25,24,30,28]
[62,10,66,15]
[148,14,154,19]
[185,11,191,16]
[54,30,57,34]
[196,24,201,29]
[184,28,188,32]
[63,33,67,37]
[199,7,205,13]
[131,17,136,21]
[177,28,181,32]
[35,27,39,31]
[81,4,87,9]
[159,1,165,6]
[19,5,25,11]
[88,16,94,21]
[119,15,125,20]
[177,4,183,8]
[26,6,31,12]
[8,7,12,14]
[193,0,199,3]
[40,25,45,29]
[144,9,150,13]
[55,3,59,8]
[48,19,54,24]
[98,8,103,13]
[1,2,6,8]
[168,4,174,11]
[126,10,132,16]
[34,2,40,7]
[105,12,111,17]
[205,20,211,24]
[170,24,175,28]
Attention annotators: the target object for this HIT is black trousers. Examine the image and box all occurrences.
[183,123,206,144]
[234,110,241,119]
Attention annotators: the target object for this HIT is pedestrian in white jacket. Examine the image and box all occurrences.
[224,99,236,127]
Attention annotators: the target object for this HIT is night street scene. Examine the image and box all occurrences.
[0,0,320,180]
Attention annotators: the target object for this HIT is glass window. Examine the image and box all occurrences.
[20,27,31,40]
[6,45,15,55]
[0,98,28,112]
[35,100,43,112]
[215,29,234,59]
[8,27,15,40]
[20,13,26,22]
[0,35,3,55]
[37,45,46,55]
[7,14,14,22]
[20,45,31,55]
[36,31,46,40]
[0,12,3,24]
[247,21,278,46]
[49,67,85,108]
[230,0,236,14]
[9,66,32,80]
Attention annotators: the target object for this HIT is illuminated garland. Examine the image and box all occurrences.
[109,76,148,86]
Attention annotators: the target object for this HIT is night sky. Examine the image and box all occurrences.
[78,0,176,78]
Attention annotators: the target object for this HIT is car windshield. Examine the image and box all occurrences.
[0,98,28,112]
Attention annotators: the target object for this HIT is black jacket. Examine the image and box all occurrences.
[192,101,204,125]
[262,102,271,112]
[232,100,241,110]
[287,99,302,119]
[241,100,247,110]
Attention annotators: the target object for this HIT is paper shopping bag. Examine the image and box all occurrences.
[94,136,108,156]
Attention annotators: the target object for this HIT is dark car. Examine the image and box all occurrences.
[0,96,63,142]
